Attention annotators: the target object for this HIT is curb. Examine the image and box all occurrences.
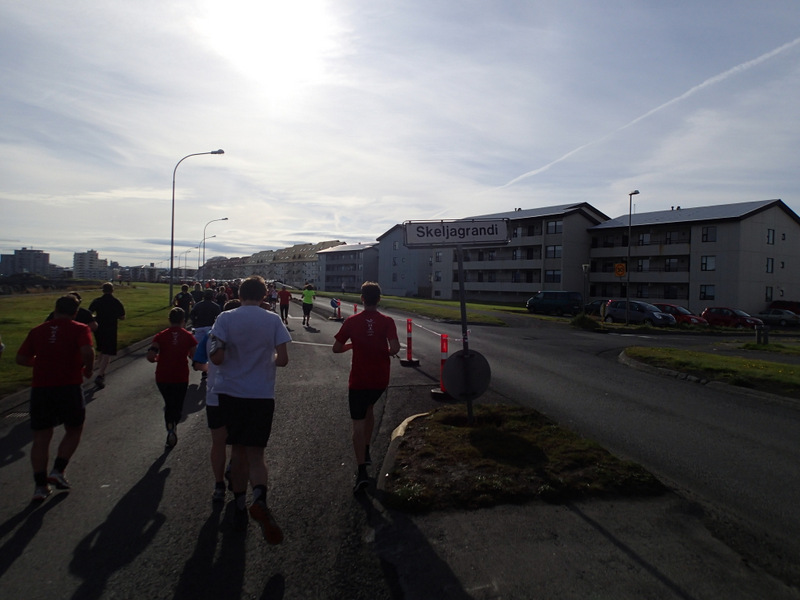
[377,412,430,492]
[618,349,800,406]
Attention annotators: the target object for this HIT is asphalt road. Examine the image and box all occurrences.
[1,301,799,597]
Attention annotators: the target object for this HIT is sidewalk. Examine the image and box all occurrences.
[371,385,800,599]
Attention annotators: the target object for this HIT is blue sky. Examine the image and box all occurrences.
[2,1,800,268]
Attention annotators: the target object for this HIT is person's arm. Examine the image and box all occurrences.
[186,344,197,359]
[388,338,401,356]
[80,344,95,379]
[16,351,34,367]
[332,339,352,353]
[146,342,160,363]
[208,334,226,365]
[275,342,289,367]
[88,319,99,332]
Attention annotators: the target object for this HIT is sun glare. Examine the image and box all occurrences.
[192,0,341,101]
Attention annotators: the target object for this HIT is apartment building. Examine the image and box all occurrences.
[376,225,431,298]
[428,203,610,302]
[316,243,378,293]
[587,199,800,315]
[0,247,50,276]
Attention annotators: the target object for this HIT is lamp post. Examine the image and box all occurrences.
[169,150,224,304]
[625,189,640,324]
[202,217,228,284]
[198,235,216,279]
[181,248,192,280]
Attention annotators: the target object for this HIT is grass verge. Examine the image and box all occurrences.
[624,346,800,397]
[382,404,665,513]
[0,284,173,396]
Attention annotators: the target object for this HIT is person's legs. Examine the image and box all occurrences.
[351,418,368,465]
[210,426,227,483]
[96,353,110,377]
[31,428,54,475]
[55,424,84,464]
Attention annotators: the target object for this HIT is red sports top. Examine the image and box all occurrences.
[18,318,93,387]
[152,326,197,383]
[277,289,293,305]
[334,310,398,390]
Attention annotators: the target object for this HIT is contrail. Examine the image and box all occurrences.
[499,36,800,189]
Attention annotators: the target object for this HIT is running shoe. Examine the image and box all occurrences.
[353,473,370,494]
[166,428,178,448]
[212,485,226,503]
[32,485,52,502]
[47,470,71,490]
[94,375,105,389]
[249,501,284,544]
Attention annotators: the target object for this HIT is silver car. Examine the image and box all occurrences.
[755,308,800,327]
[603,300,676,326]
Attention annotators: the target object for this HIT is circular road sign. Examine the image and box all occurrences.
[441,349,491,402]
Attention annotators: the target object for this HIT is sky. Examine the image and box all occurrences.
[2,1,800,269]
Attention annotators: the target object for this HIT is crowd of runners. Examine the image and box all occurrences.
[12,276,399,545]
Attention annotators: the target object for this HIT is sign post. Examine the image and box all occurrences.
[404,219,510,423]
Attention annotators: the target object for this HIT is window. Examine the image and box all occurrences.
[512,249,519,260]
[488,251,495,261]
[636,258,649,272]
[767,229,775,245]
[701,256,716,271]
[435,251,442,263]
[702,226,717,242]
[546,220,563,234]
[527,222,542,236]
[665,258,678,272]
[700,285,715,300]
[393,241,399,250]
[434,271,442,282]
[637,233,650,246]
[765,286,773,302]
[544,269,562,283]
[545,245,562,258]
[488,272,496,283]
[766,257,774,273]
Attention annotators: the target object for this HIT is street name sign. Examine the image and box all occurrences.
[403,219,510,248]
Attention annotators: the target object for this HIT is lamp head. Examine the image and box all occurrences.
[211,149,225,154]
[629,190,640,196]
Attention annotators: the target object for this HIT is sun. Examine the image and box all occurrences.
[192,0,342,101]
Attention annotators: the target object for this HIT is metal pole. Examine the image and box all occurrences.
[625,190,639,324]
[202,217,228,285]
[169,150,224,304]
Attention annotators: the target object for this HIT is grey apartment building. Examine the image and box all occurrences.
[588,199,800,315]
[428,203,609,303]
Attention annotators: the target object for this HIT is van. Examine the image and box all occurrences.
[526,291,583,315]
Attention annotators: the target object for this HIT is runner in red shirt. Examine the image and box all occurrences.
[333,281,400,492]
[17,294,94,501]
[146,307,197,448]
[277,285,293,325]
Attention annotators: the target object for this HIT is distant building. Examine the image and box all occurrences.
[0,247,50,277]
[588,199,800,315]
[73,250,110,280]
[272,241,343,288]
[375,225,431,297]
[317,242,379,293]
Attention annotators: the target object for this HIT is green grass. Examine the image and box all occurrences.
[0,284,174,396]
[624,346,800,397]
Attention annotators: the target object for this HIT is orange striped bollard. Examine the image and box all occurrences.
[400,318,419,366]
[439,334,448,391]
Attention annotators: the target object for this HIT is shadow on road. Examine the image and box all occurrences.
[69,452,171,600]
[0,493,69,578]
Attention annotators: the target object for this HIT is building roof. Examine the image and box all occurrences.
[317,242,378,254]
[469,202,610,224]
[590,199,799,230]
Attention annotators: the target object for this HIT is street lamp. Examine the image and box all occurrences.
[169,149,224,304]
[626,189,640,324]
[198,235,216,277]
[202,217,228,284]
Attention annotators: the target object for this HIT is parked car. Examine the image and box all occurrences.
[755,308,800,327]
[700,307,764,329]
[603,300,676,326]
[526,291,583,315]
[583,299,608,316]
[768,300,800,314]
[652,303,708,326]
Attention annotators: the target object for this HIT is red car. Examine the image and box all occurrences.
[652,303,708,326]
[700,307,764,329]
